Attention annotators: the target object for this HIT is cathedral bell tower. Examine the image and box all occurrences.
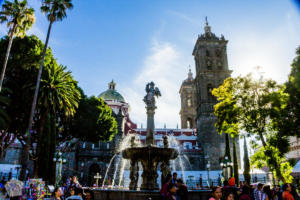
[193,18,232,169]
[179,67,197,129]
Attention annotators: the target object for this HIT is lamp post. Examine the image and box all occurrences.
[206,160,211,187]
[220,156,233,181]
[53,151,66,186]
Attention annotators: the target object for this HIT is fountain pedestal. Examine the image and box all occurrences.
[122,82,178,190]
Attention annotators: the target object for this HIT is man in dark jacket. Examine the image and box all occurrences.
[176,179,188,200]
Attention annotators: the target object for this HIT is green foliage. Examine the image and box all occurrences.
[41,0,73,22]
[69,96,118,142]
[0,35,54,138]
[212,77,238,181]
[40,64,81,117]
[0,0,35,37]
[282,46,300,137]
[212,77,239,137]
[213,72,292,182]
[251,142,293,183]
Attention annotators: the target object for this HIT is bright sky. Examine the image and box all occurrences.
[1,0,300,129]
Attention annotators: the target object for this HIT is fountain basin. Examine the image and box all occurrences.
[122,146,178,190]
[122,146,178,161]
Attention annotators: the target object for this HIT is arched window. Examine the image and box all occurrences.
[187,121,191,129]
[187,97,192,107]
[187,118,193,129]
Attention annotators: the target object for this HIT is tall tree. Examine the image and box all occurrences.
[36,63,81,181]
[0,36,48,161]
[0,0,35,91]
[23,0,73,180]
[213,75,292,182]
[282,46,300,137]
[243,136,251,185]
[212,78,238,181]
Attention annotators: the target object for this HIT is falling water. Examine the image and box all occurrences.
[178,155,186,183]
[102,154,117,187]
[167,135,191,183]
[118,159,129,187]
[102,134,141,189]
[111,154,121,187]
[183,154,192,170]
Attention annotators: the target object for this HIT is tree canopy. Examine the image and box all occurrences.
[68,96,118,142]
[0,35,118,167]
[213,74,293,182]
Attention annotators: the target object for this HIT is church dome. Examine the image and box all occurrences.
[98,80,125,102]
[182,67,194,85]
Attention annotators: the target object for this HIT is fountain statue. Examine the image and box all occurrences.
[122,82,178,190]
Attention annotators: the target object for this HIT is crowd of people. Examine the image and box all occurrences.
[160,172,189,200]
[160,172,300,200]
[209,181,299,200]
[52,176,94,200]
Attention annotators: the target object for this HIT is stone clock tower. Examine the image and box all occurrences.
[193,19,232,169]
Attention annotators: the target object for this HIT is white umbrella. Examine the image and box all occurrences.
[5,179,24,197]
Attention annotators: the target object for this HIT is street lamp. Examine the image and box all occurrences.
[53,151,67,186]
[206,160,211,187]
[220,156,233,181]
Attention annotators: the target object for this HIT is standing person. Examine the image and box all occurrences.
[52,187,63,200]
[84,190,94,200]
[166,183,177,200]
[273,185,283,200]
[172,172,178,185]
[71,176,81,188]
[161,174,172,199]
[176,179,188,200]
[66,188,83,200]
[239,185,251,200]
[225,192,235,200]
[282,184,294,200]
[209,186,222,200]
[199,174,203,188]
[254,183,264,200]
[263,185,272,200]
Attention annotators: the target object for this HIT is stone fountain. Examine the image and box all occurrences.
[93,82,211,199]
[122,82,178,190]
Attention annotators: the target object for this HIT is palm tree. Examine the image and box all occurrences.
[0,0,35,91]
[35,63,80,180]
[0,89,10,129]
[21,0,73,180]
